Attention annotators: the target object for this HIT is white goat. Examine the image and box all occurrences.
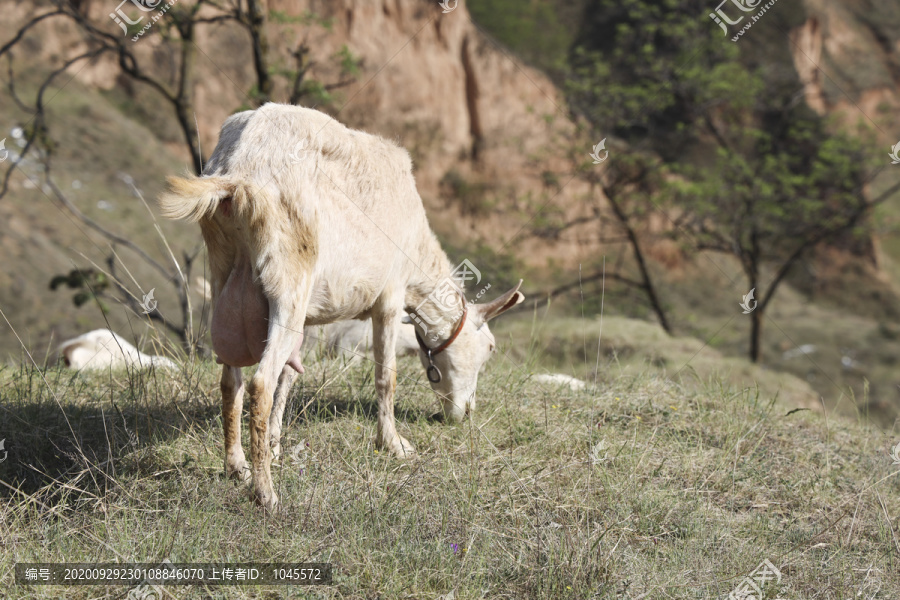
[58,329,177,371]
[159,104,523,509]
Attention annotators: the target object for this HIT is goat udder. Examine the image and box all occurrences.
[211,258,271,367]
[211,258,305,373]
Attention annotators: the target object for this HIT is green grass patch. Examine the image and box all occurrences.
[2,334,899,598]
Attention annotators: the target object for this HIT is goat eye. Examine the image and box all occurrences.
[489,344,495,353]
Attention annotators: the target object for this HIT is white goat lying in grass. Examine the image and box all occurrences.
[532,373,587,391]
[159,103,523,510]
[58,329,177,371]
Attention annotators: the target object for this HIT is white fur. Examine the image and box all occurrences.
[58,329,177,371]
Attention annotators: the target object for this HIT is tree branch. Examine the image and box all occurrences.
[0,9,66,58]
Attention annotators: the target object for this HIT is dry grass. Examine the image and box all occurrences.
[1,326,899,599]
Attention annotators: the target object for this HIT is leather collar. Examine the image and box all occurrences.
[415,302,467,357]
[414,295,468,383]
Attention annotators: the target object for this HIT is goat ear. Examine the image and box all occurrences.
[476,280,524,323]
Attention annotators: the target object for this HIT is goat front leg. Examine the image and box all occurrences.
[269,366,299,461]
[221,365,250,482]
[372,308,415,458]
[249,304,306,511]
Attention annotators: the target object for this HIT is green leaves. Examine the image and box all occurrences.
[468,0,573,77]
[336,45,362,79]
[49,269,110,314]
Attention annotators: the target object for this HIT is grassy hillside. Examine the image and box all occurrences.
[495,315,822,411]
[508,249,900,429]
[2,321,898,599]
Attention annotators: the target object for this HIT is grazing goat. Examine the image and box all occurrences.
[58,329,177,371]
[159,104,523,509]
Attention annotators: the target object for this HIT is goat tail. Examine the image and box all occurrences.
[158,175,249,222]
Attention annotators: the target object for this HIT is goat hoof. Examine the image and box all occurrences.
[380,435,416,458]
[254,488,279,512]
[225,460,251,483]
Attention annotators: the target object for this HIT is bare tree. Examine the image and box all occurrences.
[527,148,673,334]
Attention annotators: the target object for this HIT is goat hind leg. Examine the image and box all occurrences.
[221,365,250,482]
[248,301,307,511]
[269,365,299,461]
